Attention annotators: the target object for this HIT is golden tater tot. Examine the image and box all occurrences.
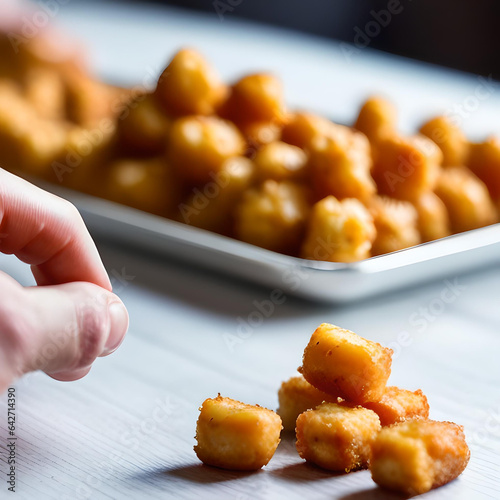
[239,120,281,150]
[281,112,340,150]
[117,94,171,156]
[277,375,336,431]
[221,73,285,125]
[411,191,451,242]
[435,166,497,233]
[194,395,282,471]
[301,196,375,262]
[155,48,227,117]
[234,180,311,254]
[372,134,442,199]
[468,136,500,200]
[296,403,381,472]
[253,141,308,182]
[299,323,393,404]
[309,130,376,202]
[168,115,245,184]
[105,158,181,217]
[419,115,468,167]
[364,386,429,426]
[178,156,254,235]
[354,96,397,143]
[369,196,421,256]
[370,420,470,495]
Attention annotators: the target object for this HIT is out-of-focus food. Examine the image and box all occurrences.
[419,115,469,167]
[369,196,421,256]
[370,419,470,495]
[299,323,393,404]
[295,402,381,472]
[235,180,310,254]
[301,196,376,262]
[277,374,336,431]
[364,386,429,426]
[0,21,498,263]
[435,166,498,233]
[194,395,282,471]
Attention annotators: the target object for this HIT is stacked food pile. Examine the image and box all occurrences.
[0,26,499,261]
[195,324,470,496]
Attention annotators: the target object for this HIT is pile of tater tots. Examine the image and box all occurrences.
[1,26,499,262]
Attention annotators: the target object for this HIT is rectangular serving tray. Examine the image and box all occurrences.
[36,181,500,303]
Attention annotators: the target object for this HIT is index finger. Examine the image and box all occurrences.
[0,169,112,291]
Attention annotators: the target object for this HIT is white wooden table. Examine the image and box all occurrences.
[1,2,500,499]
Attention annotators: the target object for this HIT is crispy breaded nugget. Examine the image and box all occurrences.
[411,191,451,242]
[296,402,381,472]
[309,128,376,202]
[364,386,429,426]
[234,180,311,255]
[277,375,336,431]
[299,323,393,404]
[369,196,421,256]
[468,136,500,200]
[354,96,397,144]
[372,134,442,200]
[435,166,498,233]
[301,196,376,262]
[194,395,282,471]
[253,141,308,182]
[155,48,227,117]
[370,419,470,495]
[419,115,468,167]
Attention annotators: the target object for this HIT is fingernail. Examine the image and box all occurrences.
[102,301,129,356]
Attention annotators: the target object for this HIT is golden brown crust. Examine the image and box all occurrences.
[370,419,470,495]
[194,395,282,471]
[299,323,393,404]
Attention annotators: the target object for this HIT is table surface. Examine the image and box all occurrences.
[1,2,500,499]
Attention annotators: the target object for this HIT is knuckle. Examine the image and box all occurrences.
[75,302,108,368]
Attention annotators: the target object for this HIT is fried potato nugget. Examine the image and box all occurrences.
[277,375,336,431]
[309,129,376,202]
[221,73,285,125]
[254,141,308,182]
[118,94,171,156]
[411,191,451,242]
[155,48,227,117]
[105,158,181,217]
[370,419,470,495]
[372,134,442,199]
[364,386,429,426]
[281,112,341,150]
[419,115,468,167]
[369,196,421,256]
[301,196,376,262]
[234,180,311,254]
[168,115,245,184]
[468,136,500,200]
[299,324,393,404]
[354,96,397,144]
[179,156,254,235]
[296,402,381,472]
[435,166,498,233]
[194,395,282,471]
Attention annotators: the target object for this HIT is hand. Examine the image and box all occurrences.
[0,169,129,391]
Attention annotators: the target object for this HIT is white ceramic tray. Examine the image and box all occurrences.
[39,182,500,303]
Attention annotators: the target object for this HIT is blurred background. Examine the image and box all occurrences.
[101,0,500,79]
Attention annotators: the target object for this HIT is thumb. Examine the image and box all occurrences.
[1,276,129,384]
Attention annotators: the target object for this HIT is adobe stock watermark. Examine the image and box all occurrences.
[340,0,411,62]
[7,0,71,54]
[387,277,467,360]
[469,400,500,451]
[213,0,243,21]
